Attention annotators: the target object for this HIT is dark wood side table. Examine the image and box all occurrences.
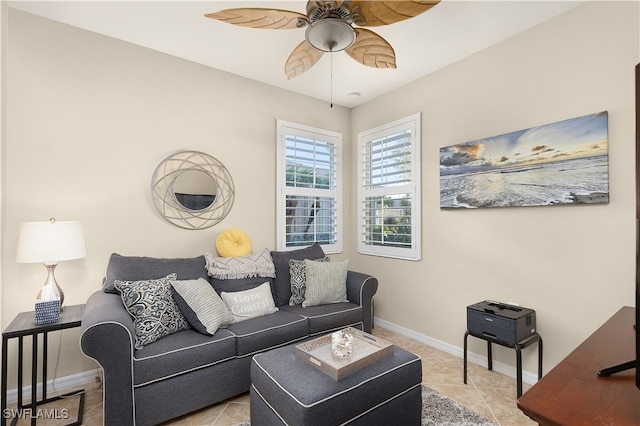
[464,330,543,398]
[517,306,639,426]
[1,304,85,426]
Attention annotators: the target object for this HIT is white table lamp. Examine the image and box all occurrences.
[16,218,86,308]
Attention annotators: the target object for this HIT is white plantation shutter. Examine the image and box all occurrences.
[277,120,342,253]
[358,113,421,260]
[364,132,413,189]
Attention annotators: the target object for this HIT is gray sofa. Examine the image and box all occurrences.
[80,244,378,426]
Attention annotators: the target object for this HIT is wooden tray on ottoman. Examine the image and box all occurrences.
[295,327,394,380]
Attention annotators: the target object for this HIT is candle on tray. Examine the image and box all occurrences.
[331,330,353,359]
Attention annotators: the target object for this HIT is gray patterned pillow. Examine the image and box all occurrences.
[288,257,330,306]
[115,273,190,349]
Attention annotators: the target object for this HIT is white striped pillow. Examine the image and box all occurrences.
[301,259,349,308]
[171,278,234,335]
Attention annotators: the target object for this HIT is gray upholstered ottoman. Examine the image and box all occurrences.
[250,343,422,425]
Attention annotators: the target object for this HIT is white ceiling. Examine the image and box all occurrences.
[7,0,584,108]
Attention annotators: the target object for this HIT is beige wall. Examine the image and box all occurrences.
[1,1,7,345]
[2,9,350,382]
[1,0,639,388]
[350,0,639,373]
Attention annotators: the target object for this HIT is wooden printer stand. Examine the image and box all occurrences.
[517,306,639,425]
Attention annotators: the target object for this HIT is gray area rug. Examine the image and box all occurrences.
[421,385,495,426]
[238,384,495,425]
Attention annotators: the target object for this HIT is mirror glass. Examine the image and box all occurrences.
[173,170,218,211]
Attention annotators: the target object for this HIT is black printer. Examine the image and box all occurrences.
[467,300,536,344]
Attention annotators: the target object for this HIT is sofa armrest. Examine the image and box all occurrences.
[345,271,378,333]
[80,291,136,426]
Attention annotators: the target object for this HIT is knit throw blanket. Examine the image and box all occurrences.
[205,248,276,280]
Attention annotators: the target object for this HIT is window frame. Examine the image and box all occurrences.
[357,112,422,260]
[276,119,343,253]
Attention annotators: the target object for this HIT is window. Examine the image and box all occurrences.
[357,113,421,260]
[276,120,342,253]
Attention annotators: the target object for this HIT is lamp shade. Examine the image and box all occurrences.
[16,219,86,264]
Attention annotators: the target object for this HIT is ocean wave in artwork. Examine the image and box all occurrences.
[440,155,609,209]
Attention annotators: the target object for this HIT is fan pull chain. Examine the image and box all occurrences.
[330,49,334,108]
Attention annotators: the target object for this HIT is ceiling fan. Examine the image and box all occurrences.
[205,1,440,80]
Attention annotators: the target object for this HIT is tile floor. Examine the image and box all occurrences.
[9,326,536,425]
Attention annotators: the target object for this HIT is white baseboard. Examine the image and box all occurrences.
[5,369,100,404]
[374,317,539,386]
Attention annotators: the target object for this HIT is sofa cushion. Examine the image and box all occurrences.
[279,303,363,336]
[271,243,326,307]
[227,310,309,357]
[170,278,234,335]
[288,257,330,306]
[102,253,208,294]
[132,328,237,386]
[205,248,276,279]
[221,282,279,323]
[302,260,349,308]
[115,274,191,350]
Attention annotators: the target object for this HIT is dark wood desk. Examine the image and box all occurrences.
[517,306,639,425]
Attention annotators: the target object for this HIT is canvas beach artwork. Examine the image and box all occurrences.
[439,111,609,209]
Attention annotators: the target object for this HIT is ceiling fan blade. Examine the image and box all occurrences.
[350,0,440,27]
[345,28,396,69]
[285,40,324,80]
[204,8,308,29]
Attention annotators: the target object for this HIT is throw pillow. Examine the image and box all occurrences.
[302,259,349,308]
[288,257,330,306]
[216,228,253,257]
[170,278,234,335]
[205,248,276,279]
[220,282,279,323]
[270,243,326,306]
[114,273,190,349]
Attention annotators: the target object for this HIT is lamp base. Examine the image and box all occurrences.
[37,263,65,310]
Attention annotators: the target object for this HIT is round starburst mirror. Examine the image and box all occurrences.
[151,151,235,230]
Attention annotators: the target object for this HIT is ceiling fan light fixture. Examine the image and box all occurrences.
[305,19,356,52]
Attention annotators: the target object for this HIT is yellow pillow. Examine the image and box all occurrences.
[216,228,253,257]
